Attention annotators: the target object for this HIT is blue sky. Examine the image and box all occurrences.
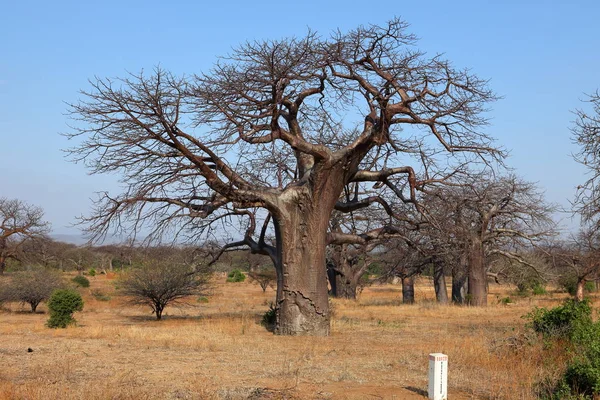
[1,0,598,237]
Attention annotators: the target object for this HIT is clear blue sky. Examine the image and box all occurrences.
[1,0,598,237]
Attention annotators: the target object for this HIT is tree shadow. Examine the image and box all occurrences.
[404,386,427,397]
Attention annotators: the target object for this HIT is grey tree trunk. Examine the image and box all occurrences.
[433,263,449,304]
[273,201,331,336]
[402,276,415,304]
[327,251,360,300]
[451,260,468,305]
[467,238,487,306]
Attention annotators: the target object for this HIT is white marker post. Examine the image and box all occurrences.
[428,353,448,400]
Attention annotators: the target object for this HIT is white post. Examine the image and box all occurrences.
[428,353,448,400]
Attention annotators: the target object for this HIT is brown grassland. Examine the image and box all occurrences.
[0,273,580,399]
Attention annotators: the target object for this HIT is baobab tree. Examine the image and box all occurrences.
[551,228,600,302]
[422,175,555,306]
[66,19,500,335]
[0,198,50,275]
[573,91,600,224]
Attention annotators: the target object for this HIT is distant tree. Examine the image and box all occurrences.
[64,246,98,274]
[0,198,50,274]
[119,261,210,320]
[248,266,276,292]
[550,228,600,302]
[573,91,600,224]
[421,175,555,306]
[1,269,65,312]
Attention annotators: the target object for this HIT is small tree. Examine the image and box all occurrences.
[47,289,84,328]
[248,266,276,292]
[3,269,64,312]
[119,261,210,320]
[0,198,51,275]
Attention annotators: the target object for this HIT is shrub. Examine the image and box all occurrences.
[0,269,64,312]
[227,269,246,283]
[119,261,211,320]
[564,360,600,397]
[248,266,275,292]
[560,277,596,297]
[525,299,592,339]
[261,302,277,331]
[47,289,84,328]
[88,268,97,277]
[532,283,547,296]
[527,299,600,398]
[585,281,596,293]
[71,275,90,288]
[499,296,513,305]
[91,289,111,301]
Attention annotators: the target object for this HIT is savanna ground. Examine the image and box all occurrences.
[0,273,579,399]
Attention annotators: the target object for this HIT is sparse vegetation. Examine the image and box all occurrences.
[71,275,90,288]
[1,278,590,399]
[226,269,246,283]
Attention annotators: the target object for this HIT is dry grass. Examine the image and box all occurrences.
[0,273,582,399]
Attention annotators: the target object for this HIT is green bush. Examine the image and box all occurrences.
[532,283,547,296]
[585,281,596,293]
[226,269,246,283]
[88,268,97,277]
[564,360,600,397]
[527,299,600,398]
[47,289,84,328]
[261,302,277,331]
[525,299,592,339]
[561,277,595,297]
[71,275,90,288]
[91,289,111,301]
[499,296,513,305]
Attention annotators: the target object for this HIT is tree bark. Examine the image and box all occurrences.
[273,196,331,336]
[467,238,487,306]
[402,276,415,304]
[327,250,359,300]
[433,262,449,304]
[451,261,468,305]
[575,278,586,302]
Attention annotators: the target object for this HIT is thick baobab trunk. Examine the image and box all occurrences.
[327,267,359,299]
[327,250,360,300]
[433,262,449,305]
[402,276,415,304]
[273,204,331,336]
[452,262,468,305]
[575,278,586,302]
[467,238,487,306]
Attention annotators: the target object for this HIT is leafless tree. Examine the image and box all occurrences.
[550,228,600,301]
[0,198,51,275]
[66,19,501,335]
[573,91,600,224]
[119,260,210,320]
[422,174,556,306]
[248,265,277,293]
[0,269,65,312]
